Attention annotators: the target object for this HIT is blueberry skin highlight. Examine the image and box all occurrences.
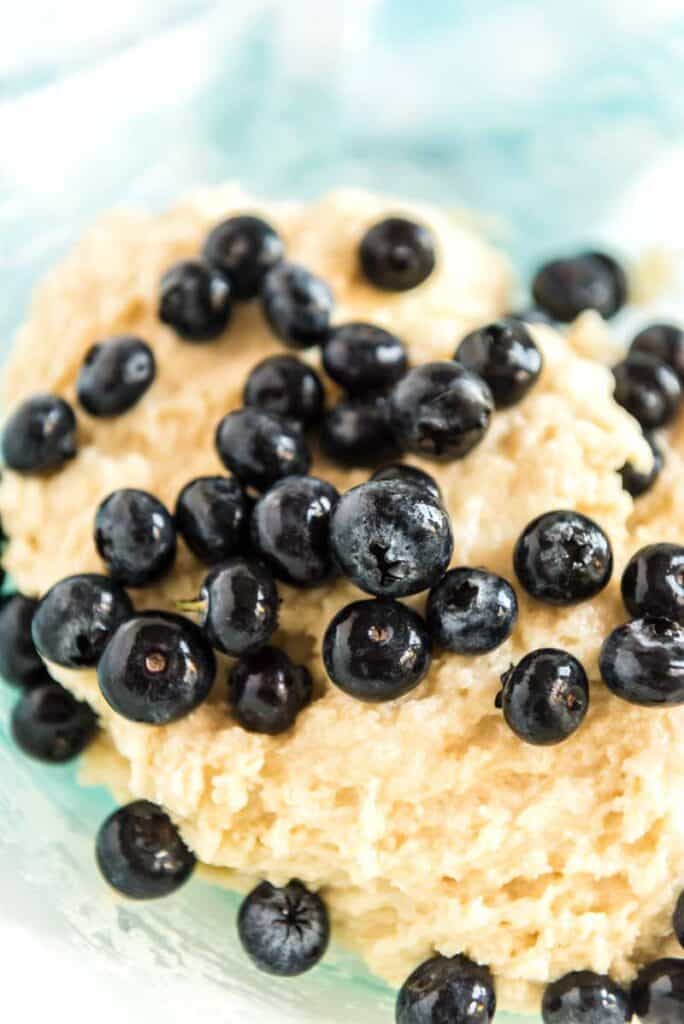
[0,593,45,687]
[359,217,436,292]
[621,543,684,623]
[599,616,684,707]
[630,322,684,382]
[499,649,589,745]
[427,568,518,654]
[95,489,177,587]
[32,574,133,668]
[238,879,330,976]
[191,557,279,656]
[77,336,155,417]
[243,355,325,429]
[514,510,613,605]
[175,476,251,565]
[631,959,684,1024]
[2,395,77,473]
[320,397,404,468]
[455,318,543,408]
[202,215,284,300]
[613,354,681,430]
[12,682,97,763]
[215,408,311,492]
[158,260,232,341]
[322,322,408,396]
[371,463,442,502]
[228,646,310,735]
[541,971,632,1024]
[260,262,333,348]
[396,954,496,1024]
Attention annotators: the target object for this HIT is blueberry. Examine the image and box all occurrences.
[202,215,284,300]
[532,252,627,322]
[215,408,311,492]
[97,612,216,724]
[621,543,684,622]
[631,959,684,1024]
[514,510,613,605]
[238,879,329,976]
[396,954,496,1024]
[12,682,97,762]
[630,323,684,382]
[243,355,325,429]
[455,318,543,408]
[96,799,196,900]
[251,476,339,587]
[179,557,279,656]
[229,646,311,734]
[2,395,77,473]
[613,354,681,430]
[0,594,44,686]
[175,475,251,565]
[599,616,684,706]
[95,489,176,587]
[322,322,407,396]
[77,336,155,417]
[320,396,403,468]
[359,217,436,292]
[371,463,442,502]
[427,568,518,654]
[619,432,663,498]
[330,480,453,598]
[323,598,431,702]
[261,262,333,348]
[389,362,493,461]
[32,574,133,668]
[159,259,232,341]
[542,971,632,1024]
[674,892,684,948]
[498,649,589,745]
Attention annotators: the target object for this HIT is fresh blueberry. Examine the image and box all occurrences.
[630,322,684,382]
[215,408,311,492]
[497,648,589,745]
[243,355,325,428]
[631,959,684,1024]
[238,879,330,976]
[2,395,77,473]
[427,568,518,654]
[371,463,442,502]
[320,396,403,468]
[229,646,311,734]
[12,682,97,763]
[621,543,684,622]
[261,262,333,348]
[175,475,251,565]
[32,574,133,668]
[514,510,613,605]
[202,215,284,300]
[330,480,453,598]
[97,612,216,724]
[96,799,196,900]
[390,362,493,461]
[159,259,232,341]
[77,336,155,417]
[95,489,176,587]
[675,892,684,948]
[619,432,663,498]
[323,598,431,702]
[322,322,407,396]
[599,616,684,706]
[0,594,45,687]
[251,476,339,587]
[613,354,681,430]
[532,252,627,322]
[455,318,543,408]
[359,217,436,292]
[542,971,632,1024]
[396,954,496,1024]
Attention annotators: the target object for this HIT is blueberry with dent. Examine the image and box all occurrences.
[202,215,284,300]
[514,510,613,605]
[175,476,251,565]
[320,396,403,468]
[497,648,589,745]
[95,489,176,587]
[2,395,77,473]
[454,318,543,408]
[238,879,330,975]
[396,954,496,1024]
[215,408,311,492]
[322,322,407,396]
[12,682,97,763]
[32,574,133,668]
[261,262,333,348]
[243,355,325,429]
[77,336,155,417]
[229,646,312,734]
[532,252,627,322]
[159,259,232,341]
[427,568,518,654]
[359,217,436,292]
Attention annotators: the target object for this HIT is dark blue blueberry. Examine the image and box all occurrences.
[455,318,543,408]
[97,612,216,724]
[323,598,431,702]
[320,396,403,468]
[630,323,684,382]
[32,574,133,668]
[675,893,684,948]
[12,681,97,763]
[175,475,251,565]
[0,593,45,687]
[96,799,196,900]
[229,646,311,734]
[631,959,684,1024]
[215,408,311,492]
[322,322,407,396]
[251,476,339,587]
[599,616,684,707]
[390,362,493,461]
[359,217,436,292]
[427,568,518,654]
[613,354,681,430]
[238,879,329,975]
[396,954,496,1024]
[542,971,632,1024]
[532,252,627,322]
[329,480,453,598]
[371,463,442,502]
[77,336,155,417]
[159,259,232,341]
[621,543,684,622]
[243,355,325,428]
[498,648,589,745]
[261,262,333,348]
[202,215,284,300]
[514,510,613,605]
[95,488,176,587]
[2,395,77,473]
[620,432,663,498]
